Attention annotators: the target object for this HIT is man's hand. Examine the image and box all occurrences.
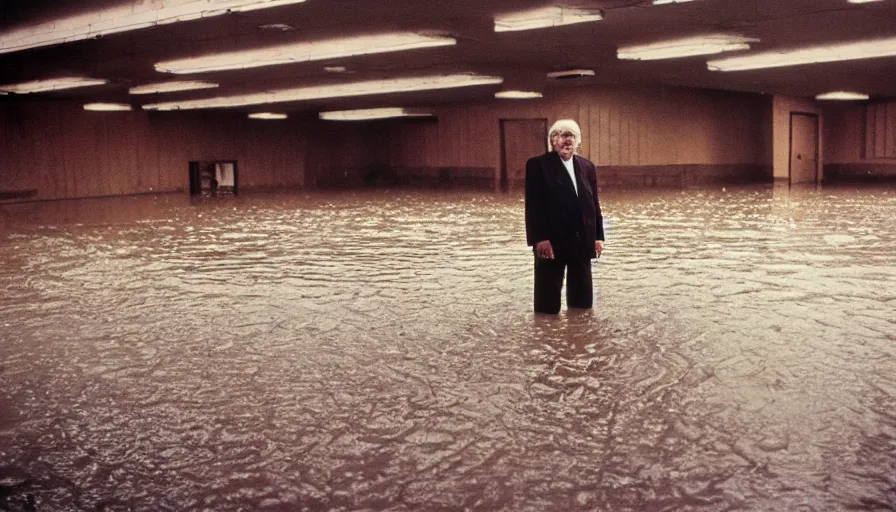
[595,240,604,258]
[535,240,554,259]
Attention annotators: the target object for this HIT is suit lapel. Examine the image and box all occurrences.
[548,152,577,196]
[572,156,592,199]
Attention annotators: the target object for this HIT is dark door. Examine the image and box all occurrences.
[501,119,547,193]
[789,113,819,185]
[189,161,202,196]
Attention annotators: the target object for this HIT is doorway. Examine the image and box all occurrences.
[189,160,239,196]
[789,113,819,185]
[500,119,547,193]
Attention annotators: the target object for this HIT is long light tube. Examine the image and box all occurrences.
[319,108,434,121]
[815,91,870,100]
[84,103,132,111]
[495,90,543,99]
[143,74,503,111]
[249,112,288,119]
[155,32,456,74]
[0,77,107,94]
[546,69,595,79]
[708,36,896,71]
[129,81,219,95]
[618,35,756,60]
[494,6,603,32]
[0,0,308,55]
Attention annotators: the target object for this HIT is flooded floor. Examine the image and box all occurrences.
[0,184,894,511]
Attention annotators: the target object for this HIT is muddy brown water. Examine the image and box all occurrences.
[0,184,894,511]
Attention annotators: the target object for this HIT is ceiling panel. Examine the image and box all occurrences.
[1,0,895,113]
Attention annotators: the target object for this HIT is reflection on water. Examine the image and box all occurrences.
[0,184,894,511]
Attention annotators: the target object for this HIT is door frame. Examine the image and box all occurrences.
[788,112,819,185]
[499,118,547,193]
[189,160,239,196]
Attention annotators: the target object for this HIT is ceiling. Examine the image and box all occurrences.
[1,0,895,116]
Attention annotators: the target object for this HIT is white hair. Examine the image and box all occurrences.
[547,119,582,153]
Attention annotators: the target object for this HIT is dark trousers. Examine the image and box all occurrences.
[533,255,593,314]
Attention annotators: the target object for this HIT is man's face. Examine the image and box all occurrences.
[552,130,577,160]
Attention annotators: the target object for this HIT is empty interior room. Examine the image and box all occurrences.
[1,1,895,511]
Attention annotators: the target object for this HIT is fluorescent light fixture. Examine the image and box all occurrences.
[142,73,503,111]
[815,91,870,100]
[847,0,883,3]
[495,90,543,99]
[0,77,107,94]
[249,112,288,119]
[653,0,695,4]
[259,23,296,31]
[84,103,132,111]
[129,81,219,95]
[231,0,305,11]
[494,6,603,32]
[0,0,308,55]
[155,32,456,74]
[618,34,757,60]
[547,69,595,79]
[319,108,434,121]
[708,36,896,71]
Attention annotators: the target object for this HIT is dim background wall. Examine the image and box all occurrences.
[0,100,310,202]
[383,86,771,167]
[3,85,798,201]
[304,121,390,189]
[360,85,774,189]
[823,101,896,182]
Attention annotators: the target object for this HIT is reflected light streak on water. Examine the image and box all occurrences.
[0,184,894,511]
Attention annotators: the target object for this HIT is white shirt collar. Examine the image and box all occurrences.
[560,156,577,195]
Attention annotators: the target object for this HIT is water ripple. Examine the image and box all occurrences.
[0,185,894,511]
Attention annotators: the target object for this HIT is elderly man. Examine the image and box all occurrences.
[524,119,605,314]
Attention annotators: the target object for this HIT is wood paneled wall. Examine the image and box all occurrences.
[307,121,391,187]
[865,102,896,160]
[384,85,772,172]
[824,102,896,164]
[823,104,865,163]
[0,100,310,201]
[2,84,788,200]
[822,102,896,182]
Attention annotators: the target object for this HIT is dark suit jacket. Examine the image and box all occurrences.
[525,151,604,260]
